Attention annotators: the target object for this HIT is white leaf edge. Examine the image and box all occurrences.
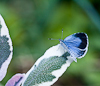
[0,15,13,81]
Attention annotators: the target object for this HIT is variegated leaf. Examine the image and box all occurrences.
[0,15,13,81]
[22,44,73,86]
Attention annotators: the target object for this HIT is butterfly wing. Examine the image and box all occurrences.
[64,33,88,58]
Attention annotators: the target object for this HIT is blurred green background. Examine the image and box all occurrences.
[0,0,100,86]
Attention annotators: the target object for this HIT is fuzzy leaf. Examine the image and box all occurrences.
[22,44,73,86]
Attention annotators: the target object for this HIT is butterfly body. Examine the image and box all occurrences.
[59,33,88,62]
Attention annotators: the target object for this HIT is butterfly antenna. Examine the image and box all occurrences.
[48,38,59,40]
[61,29,63,39]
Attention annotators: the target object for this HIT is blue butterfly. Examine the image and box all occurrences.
[59,33,88,62]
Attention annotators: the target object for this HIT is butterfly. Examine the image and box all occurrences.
[59,32,88,62]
